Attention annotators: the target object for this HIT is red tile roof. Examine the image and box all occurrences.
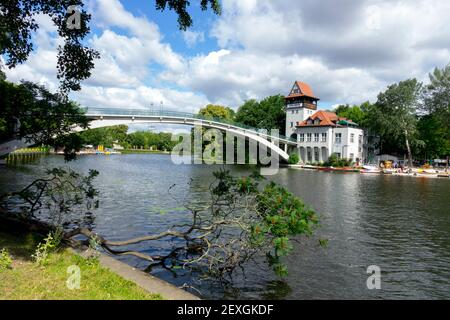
[286,81,319,100]
[296,110,349,127]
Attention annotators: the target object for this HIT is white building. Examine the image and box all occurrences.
[285,81,364,164]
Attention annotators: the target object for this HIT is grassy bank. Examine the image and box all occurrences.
[0,231,162,300]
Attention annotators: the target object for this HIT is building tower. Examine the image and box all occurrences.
[285,81,319,138]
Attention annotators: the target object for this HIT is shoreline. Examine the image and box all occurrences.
[284,164,449,179]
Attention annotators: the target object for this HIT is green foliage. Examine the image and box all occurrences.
[323,154,353,167]
[334,103,368,127]
[211,170,318,277]
[423,64,450,123]
[417,114,450,159]
[198,104,235,120]
[80,125,129,148]
[235,95,286,135]
[0,0,99,94]
[420,64,450,158]
[288,153,299,164]
[32,230,62,266]
[156,0,221,30]
[0,79,88,160]
[0,248,13,271]
[366,79,423,163]
[126,131,177,151]
[255,181,317,275]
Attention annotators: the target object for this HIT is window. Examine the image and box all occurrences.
[350,133,355,143]
[314,133,319,142]
[315,119,320,125]
[335,133,342,143]
[335,152,341,158]
[296,109,299,114]
[291,110,294,114]
[290,122,293,128]
[321,133,327,142]
[299,133,305,142]
[350,153,354,160]
[307,133,312,142]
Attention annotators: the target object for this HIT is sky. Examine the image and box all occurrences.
[3,0,450,114]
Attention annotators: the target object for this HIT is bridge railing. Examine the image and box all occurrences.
[85,108,297,143]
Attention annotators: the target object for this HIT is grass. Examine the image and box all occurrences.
[0,231,163,300]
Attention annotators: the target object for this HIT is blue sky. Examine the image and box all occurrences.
[4,0,450,115]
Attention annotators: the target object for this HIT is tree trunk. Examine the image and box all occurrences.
[405,129,413,169]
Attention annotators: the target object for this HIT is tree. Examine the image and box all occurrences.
[334,104,367,127]
[156,0,221,31]
[421,64,450,159]
[0,0,98,94]
[125,131,177,151]
[370,79,423,167]
[0,79,88,160]
[198,104,235,121]
[235,95,286,135]
[1,168,318,280]
[417,115,450,159]
[423,64,450,124]
[80,125,129,148]
[1,0,221,94]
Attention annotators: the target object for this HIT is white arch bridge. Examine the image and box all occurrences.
[0,108,298,160]
[85,108,298,160]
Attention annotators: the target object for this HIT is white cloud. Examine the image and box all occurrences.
[4,0,208,114]
[163,50,383,107]
[92,0,184,72]
[169,0,450,106]
[4,0,450,115]
[182,30,205,48]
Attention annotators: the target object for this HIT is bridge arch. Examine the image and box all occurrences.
[83,114,292,160]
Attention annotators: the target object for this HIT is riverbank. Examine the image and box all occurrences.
[0,230,163,300]
[120,149,170,155]
[285,164,449,179]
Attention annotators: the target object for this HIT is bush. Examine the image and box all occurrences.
[32,230,62,266]
[324,154,353,167]
[288,153,300,164]
[0,249,12,271]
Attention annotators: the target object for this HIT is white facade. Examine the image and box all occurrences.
[285,105,315,138]
[286,107,364,164]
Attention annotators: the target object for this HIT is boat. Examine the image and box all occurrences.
[360,165,381,174]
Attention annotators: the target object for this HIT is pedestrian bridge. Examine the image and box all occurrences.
[84,108,297,160]
[0,108,298,160]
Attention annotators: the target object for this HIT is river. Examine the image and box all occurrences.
[1,154,449,299]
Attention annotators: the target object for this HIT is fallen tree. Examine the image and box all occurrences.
[1,167,318,279]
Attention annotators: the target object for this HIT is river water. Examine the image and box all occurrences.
[1,154,449,299]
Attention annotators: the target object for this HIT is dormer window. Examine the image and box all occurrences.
[314,119,320,125]
[307,119,313,125]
